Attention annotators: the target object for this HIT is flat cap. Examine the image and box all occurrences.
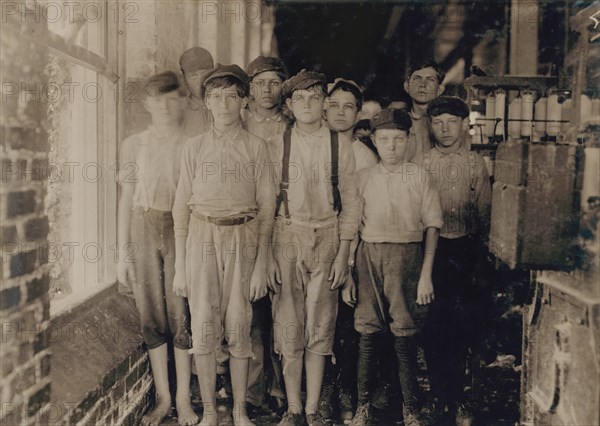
[246,56,288,80]
[427,96,470,119]
[179,47,214,72]
[142,71,182,96]
[327,77,362,96]
[202,63,250,97]
[371,108,412,131]
[282,69,326,98]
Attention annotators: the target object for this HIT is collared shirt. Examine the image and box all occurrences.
[352,138,379,171]
[182,96,213,137]
[119,126,187,212]
[242,106,290,144]
[406,111,433,165]
[267,124,360,241]
[173,125,276,238]
[357,162,443,243]
[425,145,492,239]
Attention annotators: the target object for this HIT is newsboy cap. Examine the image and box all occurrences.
[371,108,412,131]
[427,96,470,119]
[179,47,214,72]
[246,56,288,80]
[202,63,250,97]
[282,69,327,98]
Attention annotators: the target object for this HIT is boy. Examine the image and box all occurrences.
[172,64,276,426]
[424,97,491,426]
[179,47,214,137]
[403,60,445,164]
[268,69,360,426]
[117,71,197,426]
[345,108,443,426]
[320,77,377,423]
[243,55,290,417]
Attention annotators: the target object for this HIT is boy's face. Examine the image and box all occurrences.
[143,90,184,126]
[430,113,468,148]
[404,67,444,105]
[250,71,283,110]
[325,89,358,132]
[205,85,247,126]
[372,128,409,166]
[286,88,325,125]
[184,68,212,98]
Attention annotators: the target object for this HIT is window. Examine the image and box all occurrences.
[27,0,121,313]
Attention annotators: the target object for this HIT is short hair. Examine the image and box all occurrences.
[329,81,363,112]
[204,76,248,98]
[406,59,445,84]
[142,71,185,97]
[354,119,373,132]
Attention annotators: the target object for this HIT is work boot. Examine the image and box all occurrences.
[455,404,474,426]
[402,405,422,426]
[318,382,335,420]
[350,403,371,426]
[278,411,306,426]
[339,391,354,424]
[306,411,327,426]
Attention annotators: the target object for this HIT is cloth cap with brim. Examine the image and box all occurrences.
[327,77,362,97]
[202,64,250,98]
[179,47,214,72]
[371,108,412,131]
[282,69,327,98]
[246,56,288,80]
[427,96,470,119]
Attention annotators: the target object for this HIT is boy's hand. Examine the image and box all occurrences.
[328,252,348,291]
[249,264,268,302]
[416,274,434,305]
[117,261,135,286]
[341,271,357,307]
[173,263,187,297]
[267,259,282,294]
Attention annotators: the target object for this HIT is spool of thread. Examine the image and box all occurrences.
[546,93,561,137]
[485,93,496,140]
[580,94,593,125]
[494,90,506,139]
[533,96,547,141]
[581,147,599,211]
[521,91,535,137]
[508,96,522,140]
[592,99,600,121]
[561,98,572,132]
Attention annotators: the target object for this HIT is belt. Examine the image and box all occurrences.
[193,212,255,226]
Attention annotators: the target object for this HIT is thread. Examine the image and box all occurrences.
[533,96,547,141]
[508,96,522,140]
[485,93,496,139]
[494,90,506,139]
[546,93,561,137]
[521,91,535,137]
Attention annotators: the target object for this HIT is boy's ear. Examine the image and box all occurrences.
[461,117,469,130]
[324,96,330,109]
[241,96,249,110]
[437,84,445,97]
[403,80,409,93]
[285,97,293,110]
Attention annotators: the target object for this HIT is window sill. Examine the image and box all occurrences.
[50,281,116,318]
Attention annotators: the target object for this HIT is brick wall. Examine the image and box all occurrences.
[0,28,52,425]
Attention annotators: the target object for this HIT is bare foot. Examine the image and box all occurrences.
[198,411,218,426]
[141,400,172,426]
[233,413,256,426]
[176,394,199,426]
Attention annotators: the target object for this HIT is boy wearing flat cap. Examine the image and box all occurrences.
[319,77,378,423]
[403,60,446,164]
[179,47,214,137]
[423,96,491,426]
[173,64,276,426]
[346,108,443,426]
[117,71,196,426]
[267,69,360,426]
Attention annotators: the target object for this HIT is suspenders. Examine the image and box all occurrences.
[275,128,342,219]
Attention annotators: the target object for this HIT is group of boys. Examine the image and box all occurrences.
[117,46,491,426]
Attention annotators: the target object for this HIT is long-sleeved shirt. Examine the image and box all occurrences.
[356,162,443,243]
[242,107,290,144]
[425,144,492,239]
[352,138,379,171]
[267,124,360,241]
[173,125,276,238]
[406,111,433,165]
[119,126,187,211]
[182,96,213,137]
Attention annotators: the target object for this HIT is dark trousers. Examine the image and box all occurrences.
[425,235,487,407]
